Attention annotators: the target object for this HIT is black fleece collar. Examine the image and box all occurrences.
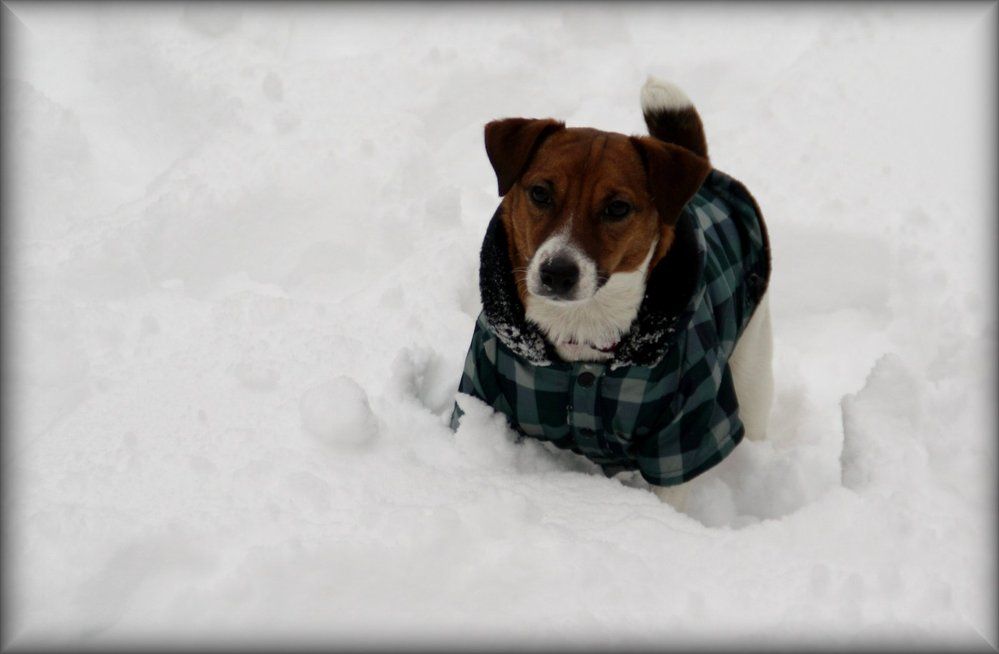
[478,206,703,368]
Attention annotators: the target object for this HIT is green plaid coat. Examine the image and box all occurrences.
[450,169,770,487]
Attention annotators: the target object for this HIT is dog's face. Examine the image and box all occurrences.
[485,119,710,306]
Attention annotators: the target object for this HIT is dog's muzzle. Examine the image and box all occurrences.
[526,234,599,302]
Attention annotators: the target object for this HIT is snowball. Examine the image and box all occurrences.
[299,377,377,447]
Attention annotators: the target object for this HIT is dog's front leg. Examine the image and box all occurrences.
[729,293,774,442]
[651,483,690,512]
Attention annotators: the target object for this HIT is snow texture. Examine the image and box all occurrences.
[4,2,997,650]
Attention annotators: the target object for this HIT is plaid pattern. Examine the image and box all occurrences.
[451,169,770,487]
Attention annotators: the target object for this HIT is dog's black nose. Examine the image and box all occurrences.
[539,256,580,298]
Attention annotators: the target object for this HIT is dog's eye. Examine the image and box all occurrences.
[604,200,632,220]
[529,185,552,206]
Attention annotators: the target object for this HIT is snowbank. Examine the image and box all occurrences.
[4,2,996,649]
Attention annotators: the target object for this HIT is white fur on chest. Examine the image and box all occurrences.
[525,243,656,362]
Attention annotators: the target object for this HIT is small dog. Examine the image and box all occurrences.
[451,77,773,510]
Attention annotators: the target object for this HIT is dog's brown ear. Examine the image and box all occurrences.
[484,118,565,196]
[629,136,711,225]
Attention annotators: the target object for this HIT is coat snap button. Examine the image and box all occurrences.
[577,371,596,387]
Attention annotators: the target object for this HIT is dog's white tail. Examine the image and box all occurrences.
[640,76,709,161]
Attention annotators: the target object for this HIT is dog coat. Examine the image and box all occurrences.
[450,168,771,486]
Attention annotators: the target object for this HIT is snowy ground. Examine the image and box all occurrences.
[3,2,997,650]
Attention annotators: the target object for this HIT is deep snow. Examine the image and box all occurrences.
[3,2,997,649]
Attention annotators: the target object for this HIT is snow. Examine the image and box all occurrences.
[299,376,377,447]
[3,1,996,649]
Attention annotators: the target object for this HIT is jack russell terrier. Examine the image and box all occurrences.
[451,77,773,511]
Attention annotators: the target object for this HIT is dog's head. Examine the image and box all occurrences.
[485,118,710,306]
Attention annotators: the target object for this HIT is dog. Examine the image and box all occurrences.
[451,77,773,511]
